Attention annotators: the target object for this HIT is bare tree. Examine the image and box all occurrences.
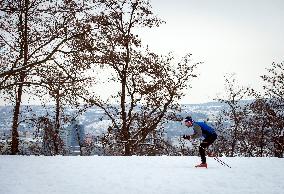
[217,62,284,157]
[260,62,284,157]
[0,0,93,154]
[33,61,94,154]
[37,116,65,155]
[87,0,199,155]
[216,74,248,156]
[211,114,232,156]
[244,98,277,156]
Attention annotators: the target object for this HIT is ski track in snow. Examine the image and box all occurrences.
[0,156,283,194]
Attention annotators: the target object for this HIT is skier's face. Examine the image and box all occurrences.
[185,121,193,127]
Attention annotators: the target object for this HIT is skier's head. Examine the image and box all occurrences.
[184,116,194,127]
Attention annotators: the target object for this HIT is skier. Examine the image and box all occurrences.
[182,116,217,168]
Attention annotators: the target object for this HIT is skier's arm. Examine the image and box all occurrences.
[191,124,202,139]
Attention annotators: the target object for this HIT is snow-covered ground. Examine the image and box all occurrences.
[0,156,283,194]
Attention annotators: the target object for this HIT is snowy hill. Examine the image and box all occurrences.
[0,156,283,194]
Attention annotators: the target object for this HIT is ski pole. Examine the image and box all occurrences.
[199,145,232,168]
[213,156,232,168]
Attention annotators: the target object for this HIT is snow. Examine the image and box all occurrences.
[0,156,283,194]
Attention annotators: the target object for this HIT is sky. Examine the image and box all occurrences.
[137,0,284,103]
[1,0,283,105]
[1,156,283,194]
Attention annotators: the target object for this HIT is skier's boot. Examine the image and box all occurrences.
[207,151,216,157]
[195,163,207,168]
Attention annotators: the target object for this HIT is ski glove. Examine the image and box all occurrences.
[182,135,191,140]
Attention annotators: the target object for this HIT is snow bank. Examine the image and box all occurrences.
[0,156,283,194]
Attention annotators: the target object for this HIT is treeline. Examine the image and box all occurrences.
[0,0,199,156]
[212,63,284,157]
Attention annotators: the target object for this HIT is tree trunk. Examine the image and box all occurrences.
[54,89,60,155]
[11,0,29,155]
[11,83,24,154]
[230,141,236,157]
[259,126,265,157]
[121,70,131,156]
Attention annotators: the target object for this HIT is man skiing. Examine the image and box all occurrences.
[182,116,217,168]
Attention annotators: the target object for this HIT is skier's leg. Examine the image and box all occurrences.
[206,134,217,156]
[199,141,209,163]
[199,135,217,163]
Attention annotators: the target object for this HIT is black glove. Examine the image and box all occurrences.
[182,135,191,140]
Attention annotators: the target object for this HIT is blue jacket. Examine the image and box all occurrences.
[192,122,217,139]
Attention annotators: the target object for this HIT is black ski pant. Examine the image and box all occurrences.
[199,133,217,163]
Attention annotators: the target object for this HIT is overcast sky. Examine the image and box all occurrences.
[1,0,283,105]
[138,0,284,103]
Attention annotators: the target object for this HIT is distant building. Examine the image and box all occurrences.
[59,128,71,151]
[66,120,85,155]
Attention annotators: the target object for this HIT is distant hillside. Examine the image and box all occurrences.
[0,100,255,137]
